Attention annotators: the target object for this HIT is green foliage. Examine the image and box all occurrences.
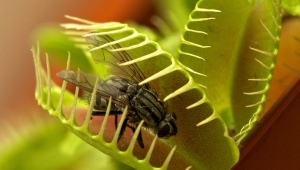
[33,27,106,76]
[282,0,300,16]
[0,120,132,170]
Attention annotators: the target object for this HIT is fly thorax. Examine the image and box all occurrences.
[129,86,167,129]
[126,84,139,98]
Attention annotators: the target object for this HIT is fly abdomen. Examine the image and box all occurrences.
[128,85,166,128]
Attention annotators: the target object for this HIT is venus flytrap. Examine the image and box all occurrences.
[33,44,179,169]
[32,0,299,169]
[60,14,239,168]
[33,15,239,170]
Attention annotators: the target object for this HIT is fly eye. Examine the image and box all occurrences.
[157,124,170,138]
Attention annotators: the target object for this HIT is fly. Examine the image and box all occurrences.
[57,34,177,148]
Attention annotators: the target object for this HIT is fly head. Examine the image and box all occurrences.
[157,112,177,138]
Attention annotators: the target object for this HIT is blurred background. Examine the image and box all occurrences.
[0,1,155,169]
[0,0,155,122]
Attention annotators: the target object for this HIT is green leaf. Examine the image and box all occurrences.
[33,27,106,76]
[154,0,198,32]
[282,0,300,16]
[177,0,281,144]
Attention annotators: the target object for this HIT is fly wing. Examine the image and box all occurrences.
[56,70,128,107]
[85,34,149,88]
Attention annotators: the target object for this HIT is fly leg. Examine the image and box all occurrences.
[91,110,121,126]
[92,110,128,147]
[92,111,144,148]
[114,113,118,130]
[126,124,144,149]
[118,117,128,142]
